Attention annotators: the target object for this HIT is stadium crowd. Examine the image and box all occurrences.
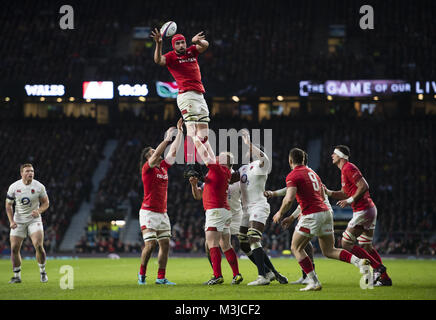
[0,0,434,85]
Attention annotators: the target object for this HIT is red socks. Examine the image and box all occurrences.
[224,248,240,277]
[350,245,381,269]
[139,264,146,276]
[140,265,166,279]
[209,247,222,278]
[298,256,314,275]
[157,268,166,279]
[339,249,352,263]
[367,247,382,264]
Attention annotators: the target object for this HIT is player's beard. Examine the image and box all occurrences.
[176,47,186,54]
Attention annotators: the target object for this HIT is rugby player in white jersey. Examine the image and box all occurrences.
[265,152,330,284]
[5,164,50,283]
[233,130,288,286]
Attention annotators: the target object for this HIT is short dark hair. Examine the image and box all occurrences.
[303,151,308,165]
[334,145,351,157]
[139,147,152,173]
[289,148,305,165]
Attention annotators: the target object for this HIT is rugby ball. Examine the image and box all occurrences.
[160,21,177,38]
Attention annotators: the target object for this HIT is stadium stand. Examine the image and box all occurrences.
[0,0,434,84]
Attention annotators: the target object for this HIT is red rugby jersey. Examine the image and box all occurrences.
[203,163,231,211]
[141,159,171,213]
[341,162,374,212]
[164,45,205,94]
[286,165,328,215]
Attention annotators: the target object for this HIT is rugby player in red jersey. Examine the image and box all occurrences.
[324,145,392,286]
[189,136,243,285]
[137,118,183,285]
[273,148,369,291]
[151,28,213,181]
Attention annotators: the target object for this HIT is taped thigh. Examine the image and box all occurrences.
[342,230,356,244]
[157,230,171,241]
[247,228,262,240]
[143,231,157,242]
[357,234,373,246]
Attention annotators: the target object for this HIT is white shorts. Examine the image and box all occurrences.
[204,208,232,234]
[10,220,44,238]
[296,210,334,238]
[240,204,270,228]
[230,209,242,235]
[177,91,210,123]
[348,206,377,230]
[139,209,171,233]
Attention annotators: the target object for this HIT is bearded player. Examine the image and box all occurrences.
[151,27,212,181]
[6,164,50,284]
[265,151,321,285]
[137,118,183,285]
[324,145,392,286]
[273,148,370,291]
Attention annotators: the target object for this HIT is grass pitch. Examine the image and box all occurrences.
[1,256,435,300]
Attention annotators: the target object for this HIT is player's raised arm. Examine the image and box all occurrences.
[242,129,270,170]
[272,186,297,224]
[192,31,209,53]
[148,127,176,168]
[151,28,166,66]
[165,118,184,165]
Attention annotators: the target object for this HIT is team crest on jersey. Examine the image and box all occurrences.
[17,190,21,193]
[241,174,248,183]
[31,189,35,194]
[250,166,253,170]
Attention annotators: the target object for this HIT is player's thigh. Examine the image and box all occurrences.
[206,230,221,247]
[219,232,232,251]
[318,233,336,255]
[29,230,44,248]
[291,230,311,253]
[10,222,28,240]
[29,222,44,246]
[10,235,24,252]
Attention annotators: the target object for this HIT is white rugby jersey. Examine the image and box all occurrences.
[6,179,47,223]
[228,179,242,213]
[239,157,270,209]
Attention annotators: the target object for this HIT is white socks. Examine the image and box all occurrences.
[13,266,21,278]
[350,255,361,267]
[38,263,46,273]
